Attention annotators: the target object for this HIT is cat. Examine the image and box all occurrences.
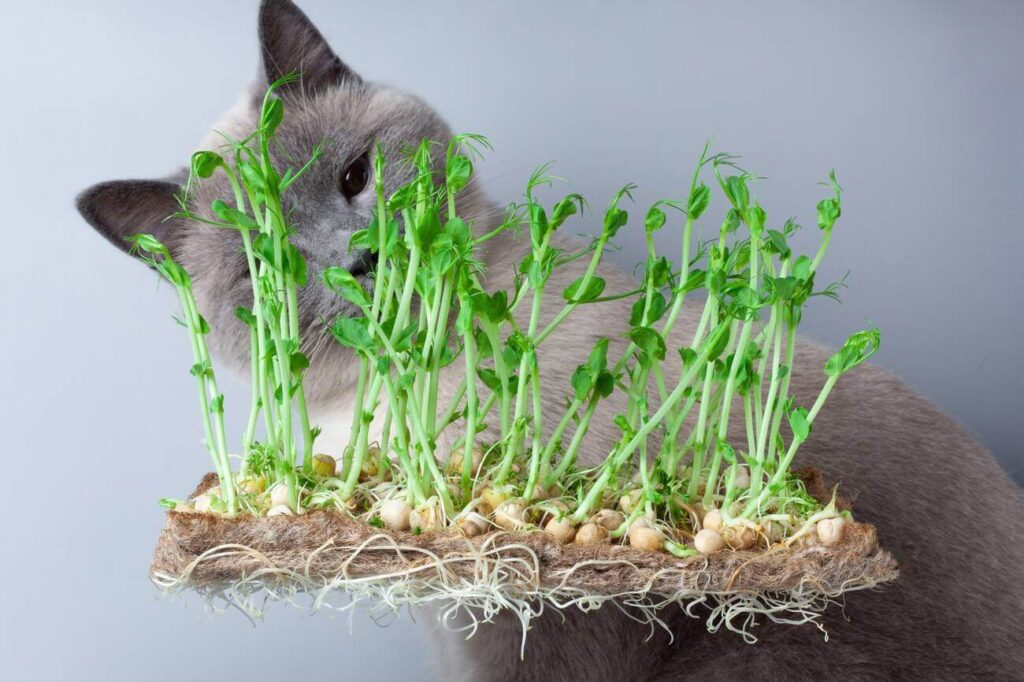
[76,1,1024,680]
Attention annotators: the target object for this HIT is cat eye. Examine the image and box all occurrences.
[339,152,370,200]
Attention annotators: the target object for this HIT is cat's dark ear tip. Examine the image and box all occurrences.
[75,179,182,256]
[75,181,109,227]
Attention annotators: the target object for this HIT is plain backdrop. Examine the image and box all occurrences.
[1,1,1021,680]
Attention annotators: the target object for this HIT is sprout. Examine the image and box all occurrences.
[144,88,879,569]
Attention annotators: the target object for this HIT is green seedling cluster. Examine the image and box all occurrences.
[149,82,878,557]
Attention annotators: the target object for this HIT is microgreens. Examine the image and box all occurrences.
[146,85,878,556]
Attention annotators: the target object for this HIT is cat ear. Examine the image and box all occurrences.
[258,0,361,95]
[75,179,183,258]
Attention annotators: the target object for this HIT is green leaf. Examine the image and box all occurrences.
[446,154,473,193]
[722,209,741,235]
[191,151,222,179]
[723,175,749,211]
[347,229,371,253]
[551,194,584,230]
[481,291,509,323]
[703,324,731,361]
[529,203,549,249]
[745,203,766,236]
[260,97,284,136]
[678,347,697,366]
[718,441,737,464]
[791,255,812,281]
[629,326,666,361]
[329,316,373,351]
[252,233,277,267]
[817,198,841,231]
[563,276,606,303]
[286,243,307,286]
[765,229,791,258]
[234,306,257,328]
[445,217,471,248]
[290,351,310,374]
[603,207,628,237]
[391,322,418,353]
[322,266,370,308]
[594,371,615,398]
[645,206,666,233]
[587,338,610,373]
[825,327,881,376]
[681,268,706,293]
[455,295,474,335]
[127,233,170,259]
[239,162,267,194]
[613,415,634,438]
[571,365,593,401]
[688,183,711,220]
[414,204,442,249]
[788,407,811,442]
[478,368,501,392]
[629,291,667,326]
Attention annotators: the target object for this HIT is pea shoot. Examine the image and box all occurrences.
[149,87,878,558]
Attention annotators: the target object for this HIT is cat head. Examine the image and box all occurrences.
[76,0,495,401]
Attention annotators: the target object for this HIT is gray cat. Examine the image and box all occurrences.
[76,1,1024,680]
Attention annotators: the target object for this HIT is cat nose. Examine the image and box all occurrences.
[348,249,374,277]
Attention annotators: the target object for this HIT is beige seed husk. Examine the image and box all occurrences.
[312,454,336,477]
[544,517,577,545]
[380,499,412,531]
[574,522,610,545]
[628,526,664,552]
[266,504,294,517]
[494,501,529,531]
[590,509,625,532]
[480,487,507,512]
[694,528,725,554]
[702,508,724,533]
[817,517,848,546]
[192,494,213,513]
[724,524,756,550]
[457,512,490,538]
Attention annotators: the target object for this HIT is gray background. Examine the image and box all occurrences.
[1,1,1021,680]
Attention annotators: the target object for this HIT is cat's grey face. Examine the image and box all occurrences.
[76,0,490,401]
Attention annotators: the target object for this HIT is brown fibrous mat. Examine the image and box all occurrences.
[150,472,898,642]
